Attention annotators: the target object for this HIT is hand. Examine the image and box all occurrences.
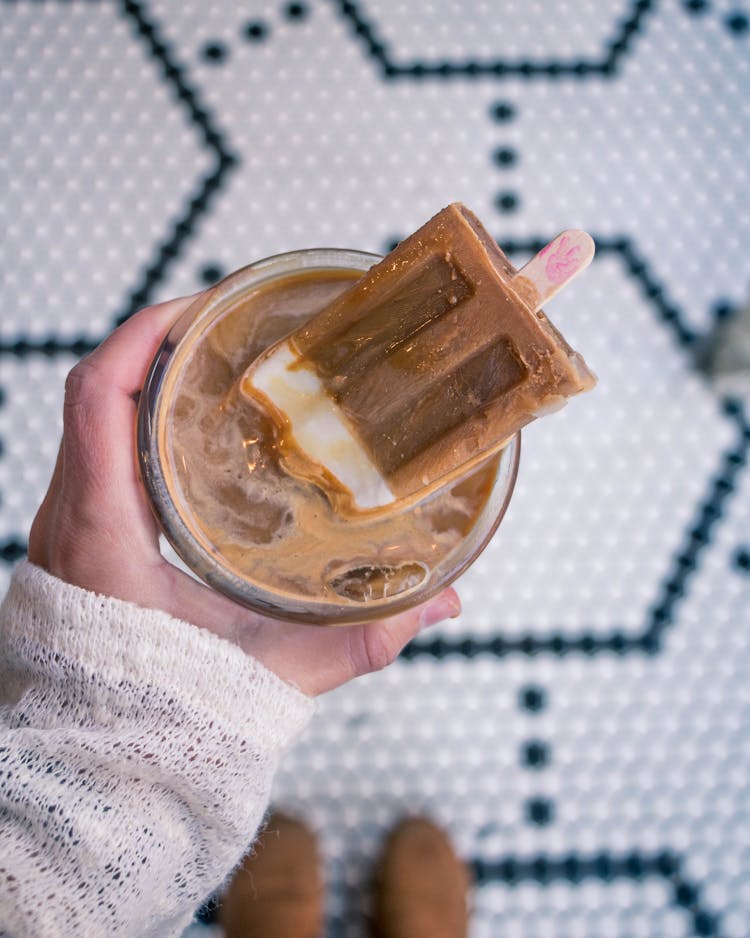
[28,296,461,696]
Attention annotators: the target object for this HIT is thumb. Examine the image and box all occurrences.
[343,589,461,679]
[274,589,462,696]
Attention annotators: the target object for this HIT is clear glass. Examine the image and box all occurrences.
[138,249,520,625]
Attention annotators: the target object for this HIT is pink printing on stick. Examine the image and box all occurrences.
[544,234,583,284]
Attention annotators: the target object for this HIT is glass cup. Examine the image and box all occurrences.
[137,249,519,625]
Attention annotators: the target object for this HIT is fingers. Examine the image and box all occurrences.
[73,294,201,398]
[31,295,205,587]
[60,294,201,519]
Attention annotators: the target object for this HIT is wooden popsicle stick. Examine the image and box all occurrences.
[511,229,595,312]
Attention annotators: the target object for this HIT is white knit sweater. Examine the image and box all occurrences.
[0,562,315,937]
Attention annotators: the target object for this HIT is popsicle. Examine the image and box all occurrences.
[240,203,596,512]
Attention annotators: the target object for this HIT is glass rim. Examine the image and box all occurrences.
[137,248,520,625]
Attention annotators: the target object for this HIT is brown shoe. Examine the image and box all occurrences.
[219,811,323,938]
[371,817,470,938]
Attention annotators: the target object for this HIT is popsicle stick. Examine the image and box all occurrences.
[512,229,595,312]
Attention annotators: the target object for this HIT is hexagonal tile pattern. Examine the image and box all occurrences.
[2,2,749,936]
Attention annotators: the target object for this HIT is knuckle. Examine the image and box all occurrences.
[351,626,398,675]
[61,359,108,474]
[63,357,99,412]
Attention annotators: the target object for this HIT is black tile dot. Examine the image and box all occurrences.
[1,540,26,563]
[491,101,516,122]
[641,631,661,654]
[726,11,749,33]
[202,41,227,63]
[284,2,309,20]
[245,20,269,41]
[195,897,219,924]
[656,851,678,877]
[683,0,709,12]
[608,631,628,654]
[734,547,750,572]
[496,192,519,212]
[0,438,4,459]
[519,685,547,712]
[530,855,551,882]
[519,636,535,655]
[493,147,517,168]
[694,910,717,936]
[0,387,5,408]
[525,798,554,826]
[199,263,225,285]
[593,852,614,880]
[624,852,645,877]
[384,237,401,254]
[712,300,735,321]
[675,881,698,907]
[522,740,550,769]
[578,632,597,654]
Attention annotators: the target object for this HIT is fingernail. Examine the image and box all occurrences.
[419,589,462,630]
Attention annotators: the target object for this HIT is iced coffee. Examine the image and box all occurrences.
[138,206,593,624]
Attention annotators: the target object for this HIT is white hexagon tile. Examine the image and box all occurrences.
[2,2,749,936]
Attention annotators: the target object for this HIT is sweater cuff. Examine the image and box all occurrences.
[0,561,315,749]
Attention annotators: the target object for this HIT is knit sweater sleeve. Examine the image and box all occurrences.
[0,561,315,938]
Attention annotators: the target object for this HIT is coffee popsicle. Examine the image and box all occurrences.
[241,203,596,512]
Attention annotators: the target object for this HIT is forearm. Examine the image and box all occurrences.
[0,563,314,937]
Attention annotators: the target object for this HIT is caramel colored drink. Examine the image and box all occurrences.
[138,250,519,624]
